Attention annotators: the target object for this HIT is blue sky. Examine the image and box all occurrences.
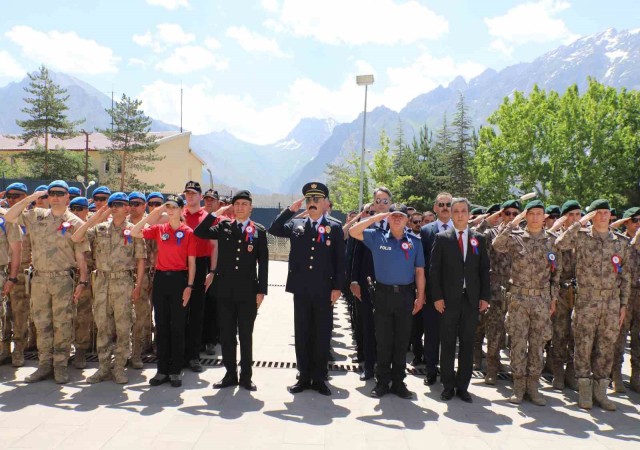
[1,0,638,143]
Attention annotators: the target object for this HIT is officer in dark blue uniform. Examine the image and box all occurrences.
[268,182,345,396]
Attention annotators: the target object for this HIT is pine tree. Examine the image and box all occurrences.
[447,93,476,198]
[99,94,164,191]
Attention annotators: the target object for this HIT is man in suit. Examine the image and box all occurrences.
[268,182,345,396]
[431,197,491,403]
[193,190,268,391]
[420,192,454,386]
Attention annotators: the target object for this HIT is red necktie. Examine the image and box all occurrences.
[458,231,464,256]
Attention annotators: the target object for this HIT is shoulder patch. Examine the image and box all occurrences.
[254,222,266,231]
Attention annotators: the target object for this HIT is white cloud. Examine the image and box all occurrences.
[261,0,279,13]
[146,0,189,10]
[0,50,25,79]
[270,0,448,45]
[5,26,119,74]
[128,58,147,68]
[226,26,289,58]
[485,0,580,56]
[204,37,222,50]
[133,23,195,53]
[155,46,228,74]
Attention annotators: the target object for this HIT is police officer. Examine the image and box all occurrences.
[350,203,425,399]
[268,182,345,396]
[194,190,268,391]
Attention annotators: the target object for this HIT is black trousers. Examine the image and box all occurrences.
[439,294,479,392]
[293,293,332,382]
[201,278,219,346]
[152,270,188,375]
[217,292,257,379]
[358,289,377,374]
[374,286,414,385]
[184,256,209,361]
[410,309,424,360]
[423,300,441,376]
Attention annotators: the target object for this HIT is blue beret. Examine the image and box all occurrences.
[128,191,145,202]
[6,182,28,193]
[92,186,111,198]
[48,180,69,191]
[69,197,89,208]
[88,203,96,211]
[68,187,81,196]
[107,192,129,206]
[35,185,48,192]
[146,192,164,202]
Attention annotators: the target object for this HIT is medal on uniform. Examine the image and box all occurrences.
[161,233,170,241]
[611,255,622,273]
[470,237,479,255]
[547,252,557,272]
[325,225,331,234]
[0,217,5,234]
[59,221,71,235]
[175,230,184,246]
[401,242,410,260]
[316,225,326,243]
[247,244,254,252]
[123,229,132,245]
[245,224,255,243]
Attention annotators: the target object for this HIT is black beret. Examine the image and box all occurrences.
[545,205,560,215]
[525,200,545,211]
[486,203,501,214]
[589,199,610,211]
[501,199,522,211]
[471,207,485,215]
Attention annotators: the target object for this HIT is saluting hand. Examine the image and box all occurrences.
[580,210,597,227]
[29,190,48,202]
[548,215,567,233]
[214,204,233,216]
[289,197,305,213]
[610,217,630,229]
[489,209,503,222]
[510,211,527,228]
[470,214,488,226]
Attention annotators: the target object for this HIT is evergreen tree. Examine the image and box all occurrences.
[326,149,368,212]
[447,92,476,198]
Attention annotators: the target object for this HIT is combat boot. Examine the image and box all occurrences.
[484,355,499,385]
[577,378,593,410]
[630,369,640,392]
[565,362,579,391]
[112,366,128,384]
[73,349,87,369]
[11,349,25,368]
[509,377,526,404]
[54,365,69,384]
[611,369,626,393]
[592,378,616,411]
[130,356,144,370]
[87,365,112,384]
[526,376,546,406]
[0,345,11,365]
[25,364,53,383]
[552,363,565,390]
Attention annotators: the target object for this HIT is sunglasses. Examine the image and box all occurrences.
[437,202,451,208]
[48,190,67,197]
[412,220,421,224]
[631,218,640,224]
[5,193,24,199]
[148,201,162,207]
[110,202,127,209]
[70,206,87,212]
[93,196,109,202]
[503,211,519,217]
[129,201,145,207]
[548,215,560,220]
[375,199,389,205]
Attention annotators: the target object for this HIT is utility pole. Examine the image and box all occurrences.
[180,83,183,133]
[82,130,90,181]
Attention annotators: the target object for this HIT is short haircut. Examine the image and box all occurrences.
[373,186,392,199]
[451,197,471,212]
[411,212,423,219]
[435,192,453,202]
[348,210,357,215]
[423,211,435,216]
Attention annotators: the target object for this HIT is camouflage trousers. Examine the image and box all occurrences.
[3,271,31,355]
[505,294,552,378]
[485,280,507,361]
[613,288,640,371]
[73,277,94,352]
[551,286,574,368]
[131,272,153,360]
[30,273,75,367]
[93,272,135,368]
[573,292,619,379]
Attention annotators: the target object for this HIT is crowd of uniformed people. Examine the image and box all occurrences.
[0,178,638,412]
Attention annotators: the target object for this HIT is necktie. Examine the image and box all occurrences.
[458,231,464,256]
[312,221,318,231]
[442,223,448,231]
[237,222,243,233]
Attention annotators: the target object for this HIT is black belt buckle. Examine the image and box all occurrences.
[393,285,400,294]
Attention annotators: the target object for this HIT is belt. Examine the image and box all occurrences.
[34,270,73,277]
[376,282,415,294]
[155,270,187,276]
[585,288,619,297]
[509,286,544,297]
[96,269,134,279]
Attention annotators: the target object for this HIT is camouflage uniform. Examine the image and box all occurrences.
[86,220,146,383]
[555,222,630,410]
[19,208,89,381]
[131,232,156,367]
[493,223,559,405]
[72,247,95,368]
[0,214,22,363]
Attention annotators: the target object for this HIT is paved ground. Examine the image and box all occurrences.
[0,260,638,449]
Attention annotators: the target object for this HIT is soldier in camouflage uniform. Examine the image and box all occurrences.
[555,199,630,411]
[550,200,582,391]
[0,183,26,367]
[492,200,560,406]
[5,180,90,384]
[72,193,146,384]
[611,207,640,393]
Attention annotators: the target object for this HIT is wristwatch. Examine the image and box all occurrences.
[186,284,194,288]
[78,280,89,287]
[7,277,18,284]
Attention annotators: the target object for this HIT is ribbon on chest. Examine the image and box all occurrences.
[400,235,414,260]
[244,221,257,243]
[123,229,132,245]
[58,221,72,235]
[469,237,479,255]
[611,255,622,274]
[0,217,6,234]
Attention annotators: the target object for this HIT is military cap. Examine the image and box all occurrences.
[146,192,164,202]
[35,185,48,192]
[88,203,97,211]
[486,203,501,214]
[561,200,581,216]
[623,207,640,219]
[48,180,69,192]
[92,186,111,198]
[589,199,610,211]
[203,189,219,199]
[525,200,545,211]
[545,205,560,216]
[165,194,185,208]
[302,182,328,198]
[107,192,128,206]
[389,203,409,217]
[69,197,89,208]
[471,207,486,215]
[6,182,27,194]
[501,199,522,211]
[68,187,81,197]
[184,180,202,193]
[231,190,252,204]
[610,207,618,217]
[128,191,145,202]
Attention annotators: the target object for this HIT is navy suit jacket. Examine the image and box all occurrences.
[420,221,441,301]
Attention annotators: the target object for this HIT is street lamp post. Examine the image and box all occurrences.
[76,175,96,197]
[356,74,374,211]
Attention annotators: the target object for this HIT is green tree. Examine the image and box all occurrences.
[326,149,368,212]
[368,130,396,188]
[16,144,98,180]
[447,92,476,198]
[99,94,164,191]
